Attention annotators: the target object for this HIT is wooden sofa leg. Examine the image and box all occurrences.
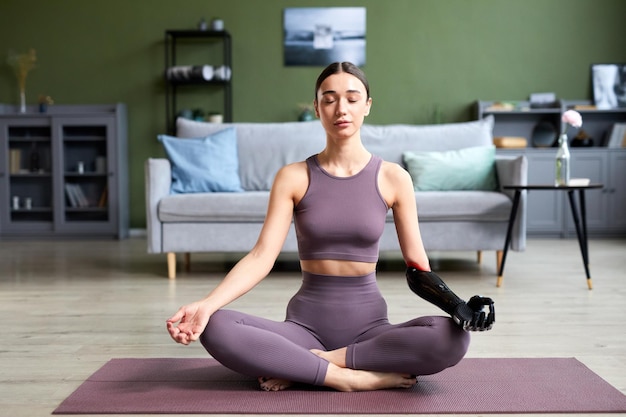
[167,252,177,279]
[476,250,482,264]
[184,252,191,273]
[496,250,503,287]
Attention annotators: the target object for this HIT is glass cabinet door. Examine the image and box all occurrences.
[0,118,54,233]
[53,116,117,233]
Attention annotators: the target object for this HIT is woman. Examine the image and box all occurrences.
[167,62,494,392]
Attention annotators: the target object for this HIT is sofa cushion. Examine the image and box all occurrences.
[403,146,498,191]
[414,191,511,221]
[159,191,270,222]
[158,190,510,223]
[158,128,243,194]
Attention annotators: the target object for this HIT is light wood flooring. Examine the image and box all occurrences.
[1,237,625,417]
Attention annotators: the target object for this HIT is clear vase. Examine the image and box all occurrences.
[555,133,570,186]
[19,90,26,114]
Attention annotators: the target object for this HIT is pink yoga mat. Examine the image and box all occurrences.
[53,357,626,414]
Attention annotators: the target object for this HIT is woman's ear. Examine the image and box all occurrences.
[313,100,320,118]
[364,97,372,116]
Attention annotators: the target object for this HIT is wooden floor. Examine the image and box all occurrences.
[1,237,625,417]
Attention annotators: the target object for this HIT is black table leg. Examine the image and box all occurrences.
[498,190,521,287]
[567,190,593,290]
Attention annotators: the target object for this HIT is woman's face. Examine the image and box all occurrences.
[314,72,372,139]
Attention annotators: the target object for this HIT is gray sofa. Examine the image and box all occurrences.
[145,116,527,281]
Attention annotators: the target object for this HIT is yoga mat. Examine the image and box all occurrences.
[54,357,626,414]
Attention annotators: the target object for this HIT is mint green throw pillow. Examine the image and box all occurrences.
[158,127,243,194]
[403,146,498,191]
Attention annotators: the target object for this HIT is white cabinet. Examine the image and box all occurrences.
[478,99,626,237]
[497,148,626,237]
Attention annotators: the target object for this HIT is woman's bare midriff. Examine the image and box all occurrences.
[300,259,377,277]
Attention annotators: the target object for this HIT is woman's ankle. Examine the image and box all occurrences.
[322,363,417,392]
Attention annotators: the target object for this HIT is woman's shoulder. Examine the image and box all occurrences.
[278,159,309,175]
[273,160,309,187]
[272,160,310,203]
[378,159,414,199]
[379,159,410,179]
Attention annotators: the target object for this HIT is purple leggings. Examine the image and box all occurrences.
[200,271,470,386]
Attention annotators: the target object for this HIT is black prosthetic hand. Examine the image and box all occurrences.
[406,267,495,331]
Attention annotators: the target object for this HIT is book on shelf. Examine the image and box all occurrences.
[607,123,626,148]
[65,184,78,207]
[98,186,108,208]
[65,183,89,208]
[572,104,597,110]
[76,185,89,207]
[569,178,591,186]
[9,149,21,173]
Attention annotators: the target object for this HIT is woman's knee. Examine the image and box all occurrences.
[433,316,470,367]
[200,309,236,353]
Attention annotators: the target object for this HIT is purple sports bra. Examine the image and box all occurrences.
[294,154,389,263]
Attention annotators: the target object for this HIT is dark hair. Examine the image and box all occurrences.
[314,62,370,100]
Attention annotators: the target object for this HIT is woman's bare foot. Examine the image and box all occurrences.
[323,363,417,392]
[258,376,294,391]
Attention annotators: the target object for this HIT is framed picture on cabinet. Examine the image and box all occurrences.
[591,64,626,109]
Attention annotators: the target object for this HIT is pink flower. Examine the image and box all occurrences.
[562,110,582,129]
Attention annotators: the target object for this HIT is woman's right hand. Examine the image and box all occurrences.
[166,301,212,345]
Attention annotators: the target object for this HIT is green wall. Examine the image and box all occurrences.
[1,0,625,229]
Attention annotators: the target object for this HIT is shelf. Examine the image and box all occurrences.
[12,207,52,212]
[64,172,108,177]
[168,79,230,86]
[63,137,106,142]
[10,172,51,177]
[8,137,51,142]
[64,207,108,213]
[165,29,230,38]
[10,206,53,223]
[476,100,626,149]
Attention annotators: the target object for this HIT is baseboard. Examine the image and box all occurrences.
[129,228,147,238]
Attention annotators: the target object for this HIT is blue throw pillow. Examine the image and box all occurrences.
[158,127,243,194]
[403,146,498,191]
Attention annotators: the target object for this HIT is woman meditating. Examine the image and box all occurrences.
[166,61,494,392]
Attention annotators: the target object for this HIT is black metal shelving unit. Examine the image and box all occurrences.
[164,30,232,134]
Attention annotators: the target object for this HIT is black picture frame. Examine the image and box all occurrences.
[591,64,626,109]
[283,7,366,67]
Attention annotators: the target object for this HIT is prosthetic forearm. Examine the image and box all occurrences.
[406,267,495,331]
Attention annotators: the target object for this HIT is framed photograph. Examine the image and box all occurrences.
[283,7,366,67]
[591,64,626,109]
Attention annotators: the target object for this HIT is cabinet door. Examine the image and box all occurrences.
[525,152,564,234]
[608,151,626,231]
[53,116,117,235]
[567,151,608,233]
[0,118,55,234]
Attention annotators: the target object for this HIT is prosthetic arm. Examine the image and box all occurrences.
[406,266,495,331]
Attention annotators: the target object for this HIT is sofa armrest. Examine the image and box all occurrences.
[495,155,528,251]
[145,158,172,253]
